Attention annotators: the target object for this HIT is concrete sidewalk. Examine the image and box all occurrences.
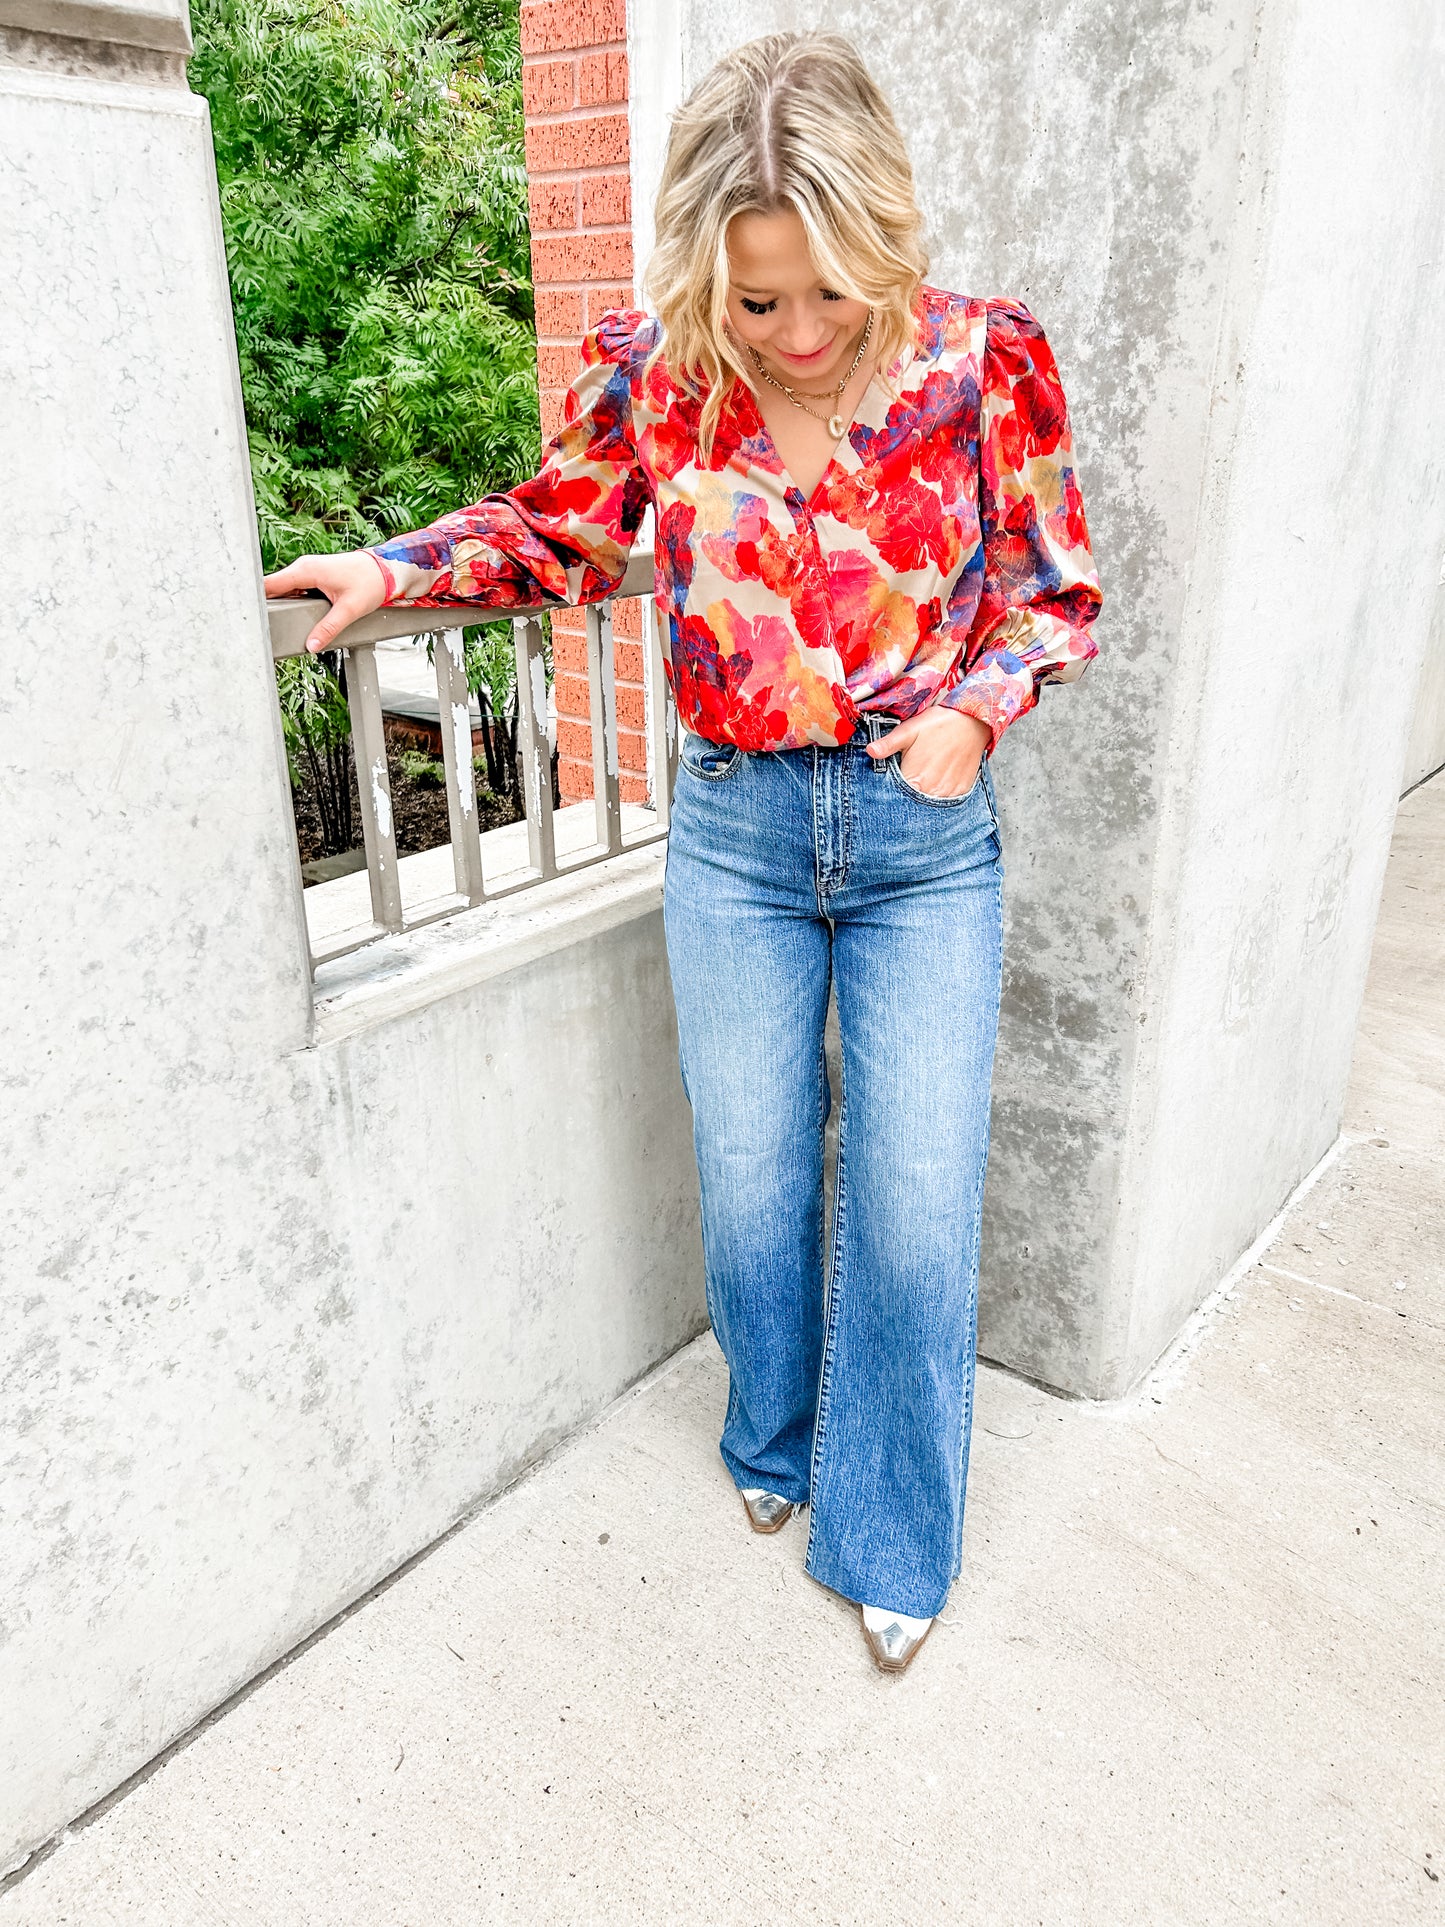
[5,776,1441,1926]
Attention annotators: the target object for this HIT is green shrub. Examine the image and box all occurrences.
[397,747,447,789]
[191,0,540,571]
[276,648,356,852]
[463,620,523,801]
[191,0,543,853]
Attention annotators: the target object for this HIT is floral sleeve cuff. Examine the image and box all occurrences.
[937,653,1037,752]
[366,550,400,605]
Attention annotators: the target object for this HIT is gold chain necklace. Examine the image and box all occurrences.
[747,308,875,440]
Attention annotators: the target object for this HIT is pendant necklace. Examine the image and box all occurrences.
[747,308,875,440]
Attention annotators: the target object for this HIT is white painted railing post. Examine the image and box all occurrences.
[586,601,624,857]
[433,627,485,906]
[512,615,557,883]
[343,643,403,932]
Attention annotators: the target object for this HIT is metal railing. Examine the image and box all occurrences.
[268,549,676,970]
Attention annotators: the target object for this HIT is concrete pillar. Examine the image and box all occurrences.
[664,0,1445,1395]
[1,3,705,1870]
[1,0,312,1866]
[1403,584,1445,790]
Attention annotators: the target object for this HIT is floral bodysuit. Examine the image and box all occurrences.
[370,285,1103,755]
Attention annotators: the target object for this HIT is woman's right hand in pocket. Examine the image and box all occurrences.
[264,550,391,655]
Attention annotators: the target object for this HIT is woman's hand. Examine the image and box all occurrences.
[865,706,991,797]
[263,551,393,655]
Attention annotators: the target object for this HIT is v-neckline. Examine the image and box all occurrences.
[737,333,918,514]
[741,374,874,513]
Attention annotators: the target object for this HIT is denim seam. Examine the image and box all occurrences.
[949,1270,982,1584]
[809,747,826,916]
[700,1197,749,1497]
[981,758,1002,840]
[841,742,855,891]
[804,1000,849,1577]
[949,872,1004,1582]
[805,976,832,1509]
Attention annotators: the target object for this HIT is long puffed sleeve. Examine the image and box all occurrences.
[368,310,654,607]
[937,298,1102,749]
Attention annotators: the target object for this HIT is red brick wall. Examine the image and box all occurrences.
[521,0,648,805]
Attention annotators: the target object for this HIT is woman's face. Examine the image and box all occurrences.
[724,208,870,386]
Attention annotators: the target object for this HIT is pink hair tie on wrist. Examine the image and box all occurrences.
[369,551,399,605]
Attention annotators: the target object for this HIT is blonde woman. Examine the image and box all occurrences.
[266,32,1102,1674]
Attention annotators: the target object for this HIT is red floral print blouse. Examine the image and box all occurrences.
[370,285,1103,755]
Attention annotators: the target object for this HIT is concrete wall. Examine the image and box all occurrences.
[0,17,703,1873]
[1108,2,1445,1380]
[649,0,1445,1394]
[1404,580,1445,790]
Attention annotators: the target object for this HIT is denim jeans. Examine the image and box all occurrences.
[661,713,1005,1618]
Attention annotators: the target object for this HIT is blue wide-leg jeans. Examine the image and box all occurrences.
[662,713,1005,1619]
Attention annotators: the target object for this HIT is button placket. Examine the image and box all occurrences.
[785,486,859,739]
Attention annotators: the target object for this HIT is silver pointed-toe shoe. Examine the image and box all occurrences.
[860,1605,936,1675]
[739,1487,796,1534]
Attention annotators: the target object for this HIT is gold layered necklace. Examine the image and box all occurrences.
[746,308,875,440]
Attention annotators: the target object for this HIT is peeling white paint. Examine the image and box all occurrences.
[450,702,473,815]
[371,757,392,840]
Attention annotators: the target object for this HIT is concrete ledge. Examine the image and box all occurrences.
[309,841,667,1048]
[0,0,192,55]
[0,22,186,79]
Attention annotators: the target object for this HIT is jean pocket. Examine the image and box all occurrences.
[884,752,983,808]
[680,730,747,781]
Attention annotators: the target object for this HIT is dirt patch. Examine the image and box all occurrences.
[288,737,524,882]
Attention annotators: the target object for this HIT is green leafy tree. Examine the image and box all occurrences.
[277,649,356,850]
[191,0,540,569]
[190,0,544,853]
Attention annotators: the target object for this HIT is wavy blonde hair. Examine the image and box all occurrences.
[643,32,929,454]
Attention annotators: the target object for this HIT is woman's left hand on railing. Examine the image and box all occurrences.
[264,550,432,654]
